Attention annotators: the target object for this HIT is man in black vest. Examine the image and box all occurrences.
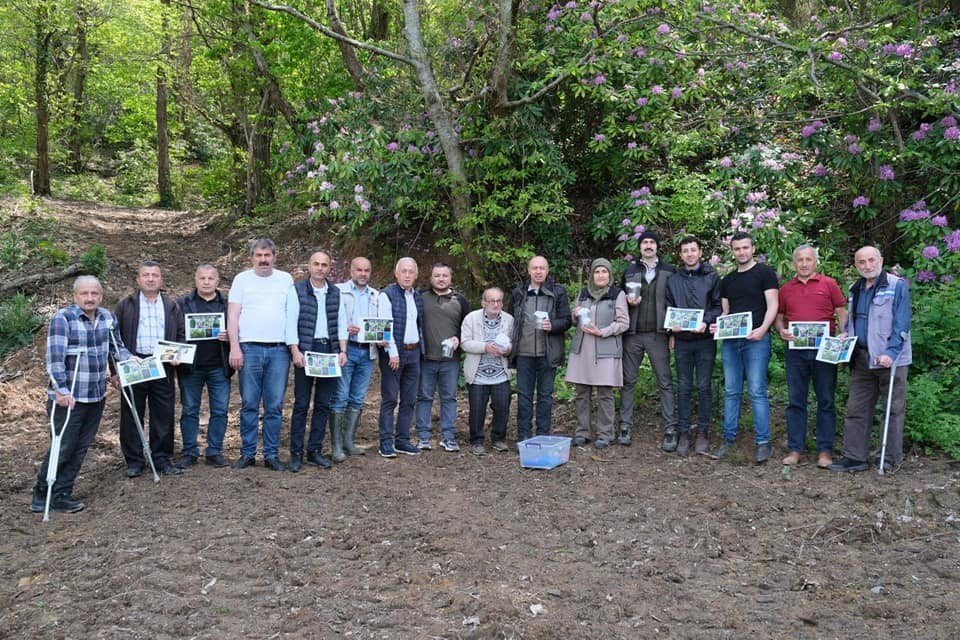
[285,251,347,472]
[114,260,185,477]
[376,257,424,458]
[176,264,233,468]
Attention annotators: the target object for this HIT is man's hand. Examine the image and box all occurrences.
[747,327,767,341]
[389,355,399,370]
[109,374,121,390]
[876,354,894,368]
[338,352,347,367]
[291,351,305,368]
[778,328,794,341]
[229,348,243,370]
[55,390,75,408]
[348,324,360,337]
[541,318,552,332]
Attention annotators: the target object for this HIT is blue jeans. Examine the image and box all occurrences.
[416,359,460,442]
[378,348,420,446]
[721,334,771,444]
[674,338,716,433]
[785,348,837,453]
[290,341,338,454]
[515,355,556,440]
[178,366,231,457]
[238,343,290,458]
[331,342,374,411]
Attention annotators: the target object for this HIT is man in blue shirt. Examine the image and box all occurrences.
[831,246,912,473]
[30,276,131,514]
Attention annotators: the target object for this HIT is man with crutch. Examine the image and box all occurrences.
[830,246,912,473]
[30,276,132,515]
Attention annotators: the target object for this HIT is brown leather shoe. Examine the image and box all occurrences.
[781,451,801,466]
[817,452,833,468]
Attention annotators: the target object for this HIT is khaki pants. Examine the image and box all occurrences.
[575,384,616,442]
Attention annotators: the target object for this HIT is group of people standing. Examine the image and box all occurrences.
[31,233,911,514]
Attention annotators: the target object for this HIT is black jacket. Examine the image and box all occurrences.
[621,258,676,334]
[508,277,572,368]
[176,288,233,377]
[664,262,722,341]
[115,291,184,379]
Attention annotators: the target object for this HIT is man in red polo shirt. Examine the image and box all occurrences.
[774,244,847,468]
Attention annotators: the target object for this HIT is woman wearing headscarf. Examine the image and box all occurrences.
[565,258,629,448]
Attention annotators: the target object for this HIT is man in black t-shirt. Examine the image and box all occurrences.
[710,233,779,463]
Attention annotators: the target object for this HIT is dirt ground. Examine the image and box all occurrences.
[1,199,959,639]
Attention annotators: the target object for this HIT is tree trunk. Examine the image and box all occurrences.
[489,0,518,112]
[244,89,276,215]
[326,0,366,87]
[400,0,483,286]
[369,0,389,40]
[776,0,816,27]
[33,1,52,196]
[67,1,89,174]
[156,0,176,208]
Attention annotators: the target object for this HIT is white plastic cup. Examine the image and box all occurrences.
[441,338,455,358]
[534,310,549,330]
[577,307,592,327]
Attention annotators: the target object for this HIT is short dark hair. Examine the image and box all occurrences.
[138,259,161,272]
[431,262,452,275]
[731,232,754,246]
[249,238,276,255]
[678,235,702,251]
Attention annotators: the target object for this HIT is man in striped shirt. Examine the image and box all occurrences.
[30,276,132,514]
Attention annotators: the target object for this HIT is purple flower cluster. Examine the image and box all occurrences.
[912,122,932,141]
[900,201,931,221]
[811,163,828,177]
[868,117,882,133]
[801,120,825,138]
[946,230,960,253]
[916,270,936,283]
[931,215,948,227]
[945,126,960,141]
[922,245,940,259]
[719,156,733,168]
[882,42,914,58]
[878,165,895,181]
[745,191,767,204]
[852,196,869,208]
[826,51,843,62]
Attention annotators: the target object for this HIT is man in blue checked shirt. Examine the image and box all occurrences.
[30,276,132,514]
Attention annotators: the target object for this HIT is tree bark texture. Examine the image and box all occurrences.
[33,1,52,196]
[401,0,484,286]
[67,1,89,174]
[326,0,365,87]
[157,0,176,208]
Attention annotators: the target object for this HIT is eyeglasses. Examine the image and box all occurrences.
[484,299,503,304]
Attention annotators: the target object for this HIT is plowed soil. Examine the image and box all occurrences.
[1,198,959,639]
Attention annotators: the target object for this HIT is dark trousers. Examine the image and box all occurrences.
[35,399,105,497]
[674,338,716,433]
[120,374,175,466]
[842,348,908,464]
[378,348,421,445]
[515,355,556,439]
[467,381,511,444]
[785,348,837,453]
[290,340,338,454]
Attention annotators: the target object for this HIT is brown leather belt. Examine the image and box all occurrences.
[402,342,420,351]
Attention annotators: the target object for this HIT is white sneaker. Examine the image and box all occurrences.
[440,439,460,452]
[417,439,432,451]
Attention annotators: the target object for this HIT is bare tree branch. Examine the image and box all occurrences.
[251,0,415,66]
[325,0,366,86]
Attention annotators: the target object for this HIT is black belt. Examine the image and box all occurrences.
[312,338,331,344]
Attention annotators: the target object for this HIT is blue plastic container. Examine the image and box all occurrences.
[518,435,571,469]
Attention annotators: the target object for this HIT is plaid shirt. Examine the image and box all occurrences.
[47,305,131,403]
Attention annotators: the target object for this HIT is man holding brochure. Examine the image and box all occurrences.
[665,236,722,456]
[115,260,185,477]
[711,232,779,463]
[285,250,347,471]
[176,264,233,469]
[774,245,847,469]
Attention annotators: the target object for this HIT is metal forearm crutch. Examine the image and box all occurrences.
[43,347,85,522]
[108,323,160,483]
[878,331,909,476]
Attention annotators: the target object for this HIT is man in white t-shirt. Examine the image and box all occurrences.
[228,238,294,471]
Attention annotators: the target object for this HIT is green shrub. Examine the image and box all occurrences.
[0,293,42,356]
[79,244,108,278]
[905,375,960,459]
